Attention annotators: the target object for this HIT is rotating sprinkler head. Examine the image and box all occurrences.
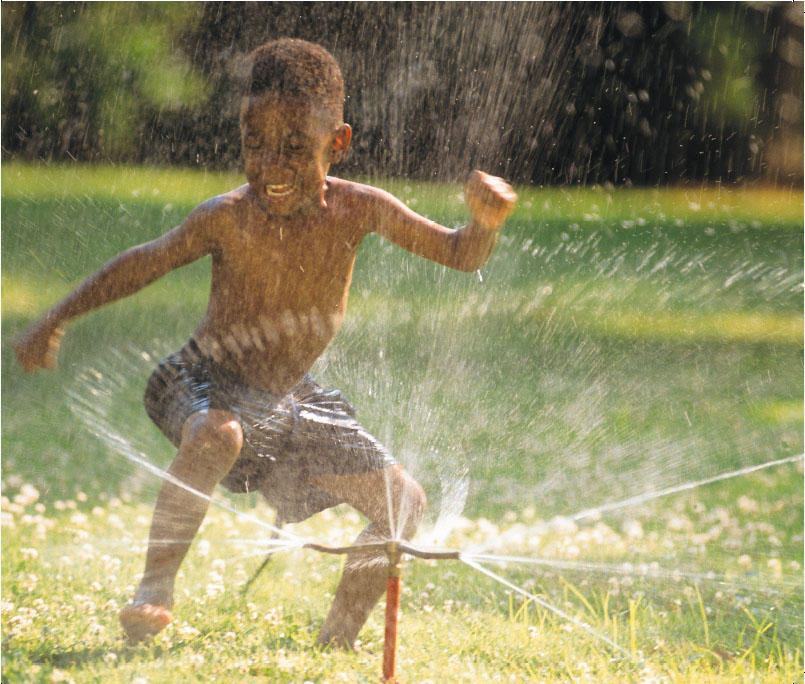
[304,540,461,683]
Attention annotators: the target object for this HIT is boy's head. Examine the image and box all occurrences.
[243,38,345,126]
[239,39,352,216]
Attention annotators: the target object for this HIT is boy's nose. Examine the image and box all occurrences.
[262,149,280,166]
[261,148,289,172]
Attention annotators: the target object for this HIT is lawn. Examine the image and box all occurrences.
[2,163,803,682]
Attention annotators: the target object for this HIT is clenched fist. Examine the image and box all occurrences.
[464,170,518,230]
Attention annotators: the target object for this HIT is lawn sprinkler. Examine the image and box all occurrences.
[304,540,461,683]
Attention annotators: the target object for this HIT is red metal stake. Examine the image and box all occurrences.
[383,574,401,683]
[382,542,403,683]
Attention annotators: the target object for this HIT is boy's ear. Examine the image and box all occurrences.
[329,124,352,163]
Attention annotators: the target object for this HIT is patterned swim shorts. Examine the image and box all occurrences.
[143,340,396,523]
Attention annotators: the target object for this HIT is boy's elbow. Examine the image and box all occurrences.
[454,243,494,272]
[456,258,485,273]
[450,226,498,272]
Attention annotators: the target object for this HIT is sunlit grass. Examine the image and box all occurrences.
[2,163,242,207]
[3,162,803,222]
[2,465,802,683]
[571,308,802,345]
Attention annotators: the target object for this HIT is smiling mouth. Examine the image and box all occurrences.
[265,184,293,198]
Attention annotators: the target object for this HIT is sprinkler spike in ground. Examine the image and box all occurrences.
[304,540,461,681]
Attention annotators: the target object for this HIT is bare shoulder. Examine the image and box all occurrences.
[190,184,249,221]
[324,177,402,230]
[326,176,395,204]
[180,184,250,235]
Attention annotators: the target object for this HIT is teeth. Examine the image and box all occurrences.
[265,184,293,197]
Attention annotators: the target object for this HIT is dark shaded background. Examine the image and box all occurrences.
[2,2,802,186]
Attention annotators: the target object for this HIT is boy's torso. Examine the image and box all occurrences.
[193,177,371,394]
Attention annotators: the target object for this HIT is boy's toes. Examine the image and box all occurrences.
[119,603,172,642]
[316,631,355,651]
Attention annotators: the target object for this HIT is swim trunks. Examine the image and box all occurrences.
[143,340,396,523]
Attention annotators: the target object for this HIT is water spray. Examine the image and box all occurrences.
[304,540,460,683]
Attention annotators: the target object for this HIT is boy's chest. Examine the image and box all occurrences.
[215,219,363,294]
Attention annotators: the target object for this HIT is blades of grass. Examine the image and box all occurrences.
[694,583,710,649]
[560,577,598,623]
[736,607,774,666]
[611,608,618,648]
[628,596,641,656]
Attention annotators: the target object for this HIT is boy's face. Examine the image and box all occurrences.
[240,93,351,218]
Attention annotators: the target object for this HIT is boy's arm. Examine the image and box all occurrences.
[369,171,517,272]
[14,205,219,372]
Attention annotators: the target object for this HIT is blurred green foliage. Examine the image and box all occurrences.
[2,2,207,159]
[1,3,802,184]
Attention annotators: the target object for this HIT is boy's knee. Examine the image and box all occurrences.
[400,475,426,537]
[181,409,243,460]
[408,479,427,518]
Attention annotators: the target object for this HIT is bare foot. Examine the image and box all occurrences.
[317,630,355,650]
[119,603,173,642]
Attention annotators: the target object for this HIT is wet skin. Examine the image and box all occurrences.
[14,92,517,646]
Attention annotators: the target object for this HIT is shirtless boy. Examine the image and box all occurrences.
[15,38,517,648]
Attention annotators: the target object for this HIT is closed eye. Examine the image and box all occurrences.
[285,134,308,153]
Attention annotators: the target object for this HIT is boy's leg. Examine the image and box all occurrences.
[310,465,426,649]
[120,409,243,641]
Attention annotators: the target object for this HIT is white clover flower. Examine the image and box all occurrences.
[69,512,89,527]
[178,624,201,638]
[14,484,40,506]
[623,519,644,540]
[767,558,783,577]
[205,584,225,598]
[550,516,577,536]
[737,496,759,514]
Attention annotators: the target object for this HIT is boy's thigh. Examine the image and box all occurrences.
[310,465,423,528]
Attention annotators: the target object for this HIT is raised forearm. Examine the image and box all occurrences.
[370,171,514,273]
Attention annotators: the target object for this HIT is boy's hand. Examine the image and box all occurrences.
[14,317,65,372]
[464,170,518,230]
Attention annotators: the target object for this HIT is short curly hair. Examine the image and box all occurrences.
[243,39,344,121]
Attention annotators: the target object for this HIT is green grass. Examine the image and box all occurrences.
[2,163,803,682]
[2,474,802,683]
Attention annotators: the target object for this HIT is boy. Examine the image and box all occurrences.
[15,38,517,648]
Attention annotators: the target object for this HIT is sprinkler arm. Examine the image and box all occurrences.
[303,540,461,563]
[244,539,459,596]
